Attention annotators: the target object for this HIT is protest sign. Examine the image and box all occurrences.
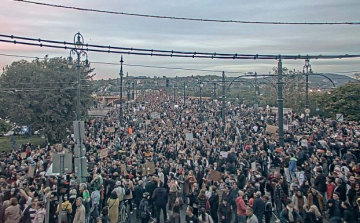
[145,162,156,175]
[209,170,222,181]
[100,148,109,158]
[185,133,194,141]
[220,151,228,158]
[21,152,27,159]
[266,125,277,134]
[28,166,35,178]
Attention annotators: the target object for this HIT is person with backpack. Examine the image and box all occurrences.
[139,192,150,223]
[198,207,213,223]
[107,192,119,223]
[263,196,272,223]
[152,182,168,223]
[57,195,72,223]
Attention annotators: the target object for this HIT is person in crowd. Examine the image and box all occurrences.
[245,207,258,223]
[198,207,213,223]
[327,192,343,223]
[186,206,199,223]
[307,187,325,215]
[236,191,247,223]
[152,182,168,223]
[73,198,86,223]
[106,192,119,223]
[252,192,264,223]
[279,200,302,223]
[218,199,232,223]
[139,192,150,223]
[4,198,21,223]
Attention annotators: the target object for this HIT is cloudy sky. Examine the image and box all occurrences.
[0,0,360,79]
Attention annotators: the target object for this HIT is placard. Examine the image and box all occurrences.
[266,125,277,134]
[28,166,35,178]
[209,170,222,181]
[145,120,151,125]
[145,162,156,175]
[21,152,27,159]
[106,127,115,133]
[220,151,228,158]
[100,148,109,158]
[150,112,160,119]
[154,125,160,132]
[185,133,194,141]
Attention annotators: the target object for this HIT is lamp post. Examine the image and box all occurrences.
[126,72,130,110]
[119,56,124,127]
[213,83,216,100]
[173,84,176,103]
[67,32,90,121]
[303,58,312,122]
[183,83,187,105]
[132,82,135,100]
[67,32,90,185]
[199,81,203,110]
[222,71,226,129]
[277,57,284,147]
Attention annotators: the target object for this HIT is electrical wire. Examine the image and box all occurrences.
[0,53,358,80]
[13,0,360,26]
[1,34,360,60]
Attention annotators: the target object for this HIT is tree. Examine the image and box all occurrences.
[317,83,360,121]
[0,56,94,142]
[259,67,306,112]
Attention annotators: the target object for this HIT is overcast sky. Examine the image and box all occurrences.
[0,0,360,79]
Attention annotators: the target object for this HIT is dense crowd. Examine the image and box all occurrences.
[1,91,360,223]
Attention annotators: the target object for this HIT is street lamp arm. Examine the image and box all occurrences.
[227,74,277,90]
[311,73,336,88]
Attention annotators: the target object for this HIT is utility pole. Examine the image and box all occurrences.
[222,71,226,129]
[303,58,311,122]
[132,82,135,100]
[277,57,284,147]
[126,72,130,110]
[254,72,259,110]
[119,56,124,127]
[183,83,186,105]
[213,83,216,100]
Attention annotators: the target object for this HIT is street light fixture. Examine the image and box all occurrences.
[199,82,203,110]
[119,56,124,127]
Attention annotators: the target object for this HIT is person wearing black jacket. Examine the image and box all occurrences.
[209,187,219,223]
[314,169,327,198]
[145,177,158,217]
[334,178,347,202]
[134,181,145,220]
[328,193,343,223]
[237,170,246,190]
[218,199,232,223]
[189,183,200,217]
[152,182,168,223]
[252,192,265,223]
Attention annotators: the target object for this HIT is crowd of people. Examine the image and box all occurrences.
[0,91,360,223]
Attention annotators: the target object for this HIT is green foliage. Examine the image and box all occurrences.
[0,135,47,152]
[259,67,306,112]
[318,83,360,121]
[0,57,94,142]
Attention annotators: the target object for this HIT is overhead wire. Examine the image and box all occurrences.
[13,0,360,26]
[1,34,360,60]
[0,52,358,79]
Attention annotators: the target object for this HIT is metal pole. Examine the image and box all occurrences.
[183,83,186,105]
[277,57,284,147]
[132,82,135,100]
[173,84,176,103]
[254,72,258,107]
[127,73,130,110]
[119,56,124,127]
[222,71,226,129]
[213,83,216,100]
[304,58,310,122]
[76,54,81,121]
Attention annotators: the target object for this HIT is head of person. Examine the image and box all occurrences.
[76,197,83,207]
[333,192,340,200]
[186,206,193,215]
[238,190,244,198]
[110,191,118,199]
[222,199,228,206]
[10,198,18,206]
[341,201,352,210]
[311,186,317,195]
[286,200,294,208]
[246,207,253,217]
[170,184,178,193]
[255,191,261,198]
[143,192,150,200]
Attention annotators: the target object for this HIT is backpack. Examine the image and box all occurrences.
[125,186,131,195]
[140,200,149,219]
[60,204,70,222]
